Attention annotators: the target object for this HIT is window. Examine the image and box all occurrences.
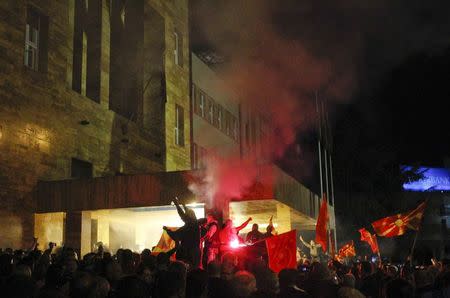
[232,117,238,141]
[71,158,93,178]
[207,97,214,124]
[24,6,48,72]
[174,104,184,146]
[217,106,223,130]
[191,84,196,111]
[173,30,183,67]
[199,92,205,118]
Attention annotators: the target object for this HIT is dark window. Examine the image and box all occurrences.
[191,84,196,112]
[72,0,101,102]
[175,104,184,146]
[24,6,48,72]
[174,30,183,67]
[71,158,93,178]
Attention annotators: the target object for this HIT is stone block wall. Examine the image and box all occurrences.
[0,0,190,248]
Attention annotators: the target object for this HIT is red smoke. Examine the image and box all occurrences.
[187,1,356,213]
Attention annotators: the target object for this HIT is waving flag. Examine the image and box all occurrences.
[358,228,379,253]
[152,227,177,254]
[265,230,297,273]
[371,201,426,237]
[315,194,329,252]
[338,241,356,258]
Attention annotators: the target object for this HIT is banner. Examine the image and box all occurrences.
[265,230,297,273]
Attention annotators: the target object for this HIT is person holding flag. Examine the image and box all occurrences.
[300,193,329,262]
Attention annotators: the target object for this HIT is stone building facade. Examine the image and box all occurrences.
[0,0,190,248]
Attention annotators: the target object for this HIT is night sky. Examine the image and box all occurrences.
[190,0,450,196]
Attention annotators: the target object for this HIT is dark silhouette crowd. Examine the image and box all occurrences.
[0,238,449,298]
[0,200,448,298]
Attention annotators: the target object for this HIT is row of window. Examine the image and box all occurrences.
[192,84,239,142]
[23,5,184,86]
[191,143,207,170]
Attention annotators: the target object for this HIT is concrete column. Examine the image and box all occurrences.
[81,211,92,257]
[65,211,92,258]
[276,203,291,233]
[65,211,82,256]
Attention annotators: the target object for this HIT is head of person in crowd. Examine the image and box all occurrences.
[231,270,257,298]
[186,268,208,298]
[278,268,298,290]
[222,252,238,280]
[116,275,150,298]
[384,278,414,298]
[207,260,221,278]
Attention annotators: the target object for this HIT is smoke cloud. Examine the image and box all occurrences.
[187,0,450,209]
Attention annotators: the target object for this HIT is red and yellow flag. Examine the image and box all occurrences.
[358,228,379,253]
[371,201,426,238]
[338,241,356,258]
[152,227,177,254]
[315,194,329,252]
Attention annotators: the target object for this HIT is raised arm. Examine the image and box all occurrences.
[173,197,189,223]
[299,236,311,248]
[236,217,252,233]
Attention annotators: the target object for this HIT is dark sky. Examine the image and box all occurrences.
[190,0,450,192]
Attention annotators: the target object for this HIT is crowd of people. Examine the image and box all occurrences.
[1,238,449,297]
[0,199,448,297]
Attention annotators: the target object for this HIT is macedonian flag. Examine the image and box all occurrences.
[371,201,426,238]
[338,241,356,258]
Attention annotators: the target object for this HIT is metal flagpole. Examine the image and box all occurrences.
[409,198,429,266]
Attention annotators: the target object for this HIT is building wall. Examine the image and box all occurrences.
[155,0,191,171]
[0,0,189,248]
[191,54,240,164]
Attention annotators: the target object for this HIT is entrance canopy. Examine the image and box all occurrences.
[35,171,195,213]
[35,165,321,222]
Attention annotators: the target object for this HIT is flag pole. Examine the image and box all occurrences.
[409,198,429,266]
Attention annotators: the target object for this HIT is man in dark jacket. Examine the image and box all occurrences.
[164,197,201,268]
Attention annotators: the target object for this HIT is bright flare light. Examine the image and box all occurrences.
[230,239,239,249]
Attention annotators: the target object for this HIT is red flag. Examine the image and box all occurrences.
[315,194,328,252]
[358,228,379,253]
[338,241,356,258]
[265,230,297,273]
[371,201,426,237]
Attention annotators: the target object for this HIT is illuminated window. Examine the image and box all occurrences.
[24,7,48,71]
[174,104,184,146]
